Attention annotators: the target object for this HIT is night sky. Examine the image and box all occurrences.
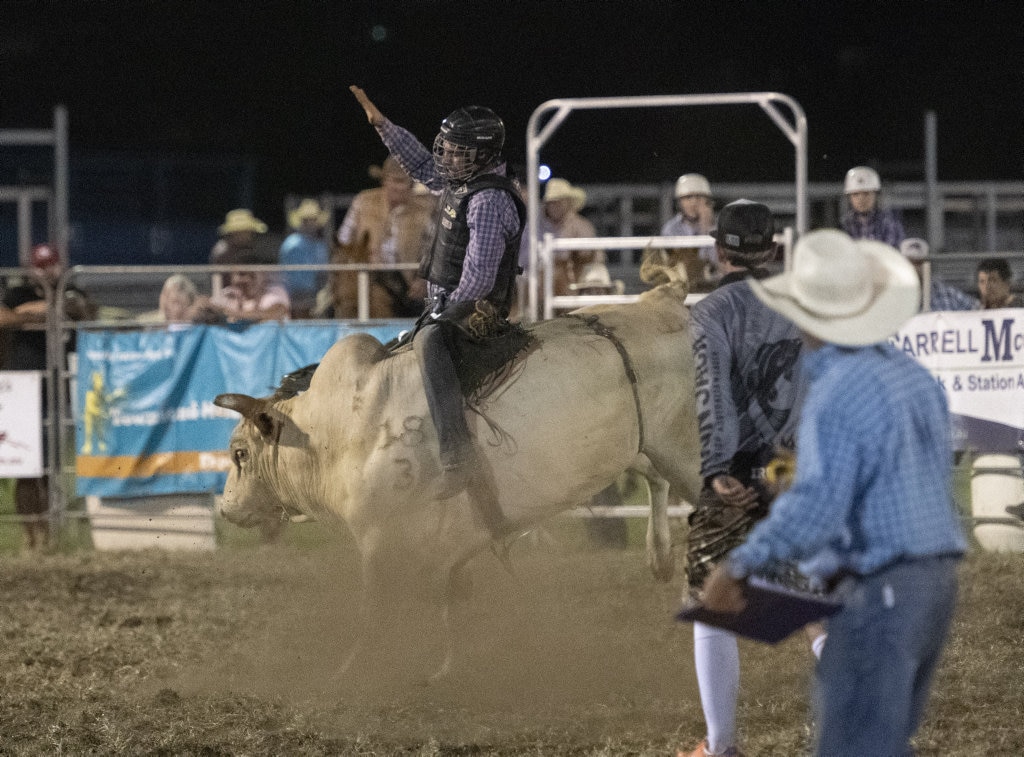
[3,1,1023,228]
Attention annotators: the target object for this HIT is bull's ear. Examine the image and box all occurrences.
[214,393,261,419]
[252,411,280,440]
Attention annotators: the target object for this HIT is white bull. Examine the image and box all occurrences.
[214,272,701,678]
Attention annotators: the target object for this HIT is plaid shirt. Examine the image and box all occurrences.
[377,119,521,303]
[729,341,966,579]
[927,278,978,311]
[841,207,906,248]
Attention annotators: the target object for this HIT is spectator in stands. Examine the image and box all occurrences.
[661,173,718,291]
[209,209,270,297]
[279,199,329,318]
[0,243,95,551]
[190,252,290,323]
[702,229,965,756]
[328,156,435,318]
[841,165,906,247]
[977,257,1022,309]
[900,238,978,311]
[139,274,199,324]
[542,177,604,297]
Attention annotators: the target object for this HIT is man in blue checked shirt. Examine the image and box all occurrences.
[350,86,526,510]
[701,229,967,756]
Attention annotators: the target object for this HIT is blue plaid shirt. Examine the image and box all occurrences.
[729,341,967,579]
[841,207,906,248]
[377,119,521,303]
[928,278,978,312]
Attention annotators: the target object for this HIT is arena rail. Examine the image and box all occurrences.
[525,92,808,322]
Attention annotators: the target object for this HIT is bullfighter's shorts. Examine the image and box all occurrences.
[684,480,771,598]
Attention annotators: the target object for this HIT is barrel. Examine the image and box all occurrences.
[970,454,1024,553]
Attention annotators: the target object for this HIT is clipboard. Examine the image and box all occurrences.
[676,575,843,644]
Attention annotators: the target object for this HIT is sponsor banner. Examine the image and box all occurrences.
[0,371,44,477]
[75,321,411,497]
[892,308,1024,453]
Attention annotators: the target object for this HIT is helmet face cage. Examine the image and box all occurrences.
[432,106,504,183]
[432,133,481,182]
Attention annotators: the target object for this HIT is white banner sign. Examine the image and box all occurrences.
[0,371,44,477]
[892,308,1024,452]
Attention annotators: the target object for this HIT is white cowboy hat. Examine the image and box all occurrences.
[287,198,329,230]
[219,209,268,236]
[543,178,586,212]
[749,229,920,346]
[569,262,623,293]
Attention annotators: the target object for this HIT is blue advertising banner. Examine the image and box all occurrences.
[75,321,411,497]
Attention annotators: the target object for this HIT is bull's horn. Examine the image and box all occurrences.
[214,393,262,420]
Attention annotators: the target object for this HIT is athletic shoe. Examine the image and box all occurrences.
[677,738,745,757]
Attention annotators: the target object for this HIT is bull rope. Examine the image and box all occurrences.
[566,313,645,453]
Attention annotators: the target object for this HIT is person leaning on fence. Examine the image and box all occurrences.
[542,177,604,297]
[209,209,270,297]
[350,84,526,510]
[0,243,96,551]
[977,256,1022,309]
[138,274,198,324]
[700,229,967,756]
[899,237,978,311]
[190,251,290,324]
[840,165,906,248]
[679,201,823,757]
[278,198,330,318]
[660,172,718,291]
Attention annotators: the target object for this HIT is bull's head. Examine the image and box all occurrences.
[214,393,290,528]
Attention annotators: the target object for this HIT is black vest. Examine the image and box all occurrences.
[419,173,526,316]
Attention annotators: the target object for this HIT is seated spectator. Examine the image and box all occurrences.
[190,253,290,323]
[899,238,978,311]
[977,257,1022,309]
[210,209,270,296]
[841,166,906,248]
[279,199,330,318]
[139,275,199,324]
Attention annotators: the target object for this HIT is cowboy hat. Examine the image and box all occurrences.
[367,156,412,184]
[219,209,268,236]
[287,198,329,230]
[749,229,920,346]
[543,178,586,212]
[569,262,624,294]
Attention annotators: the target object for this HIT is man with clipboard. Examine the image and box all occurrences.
[699,230,967,756]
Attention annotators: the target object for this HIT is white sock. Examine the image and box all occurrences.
[694,622,740,755]
[811,632,828,660]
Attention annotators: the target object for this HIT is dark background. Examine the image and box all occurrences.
[3,0,1023,230]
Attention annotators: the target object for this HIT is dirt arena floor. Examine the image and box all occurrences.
[1,520,1022,755]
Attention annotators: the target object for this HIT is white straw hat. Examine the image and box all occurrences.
[749,229,920,346]
[543,178,586,212]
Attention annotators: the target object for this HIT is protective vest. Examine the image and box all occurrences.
[419,173,526,315]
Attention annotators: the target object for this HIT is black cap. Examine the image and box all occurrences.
[713,200,775,253]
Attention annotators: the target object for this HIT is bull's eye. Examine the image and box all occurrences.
[232,448,249,467]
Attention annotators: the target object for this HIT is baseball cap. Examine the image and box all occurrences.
[713,200,775,253]
[30,243,60,268]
